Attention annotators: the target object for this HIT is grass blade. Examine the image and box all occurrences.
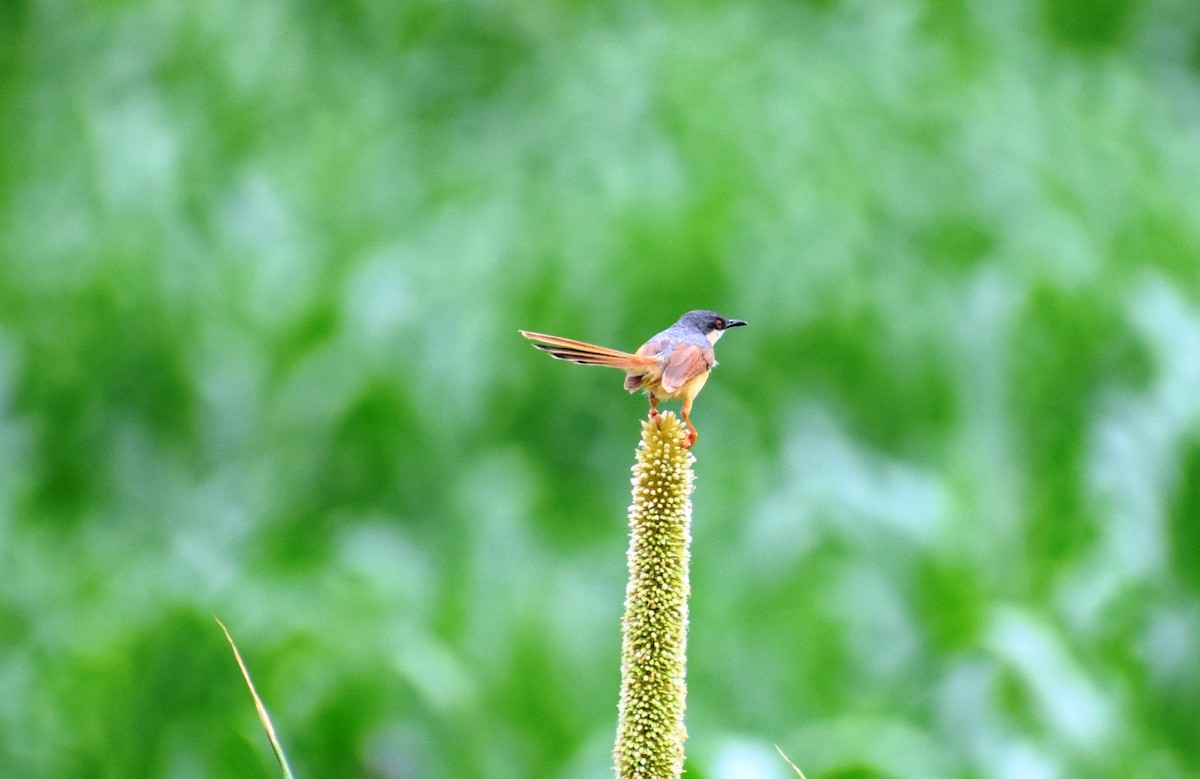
[216,616,297,779]
[775,744,808,779]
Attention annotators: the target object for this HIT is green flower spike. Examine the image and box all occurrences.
[614,411,696,779]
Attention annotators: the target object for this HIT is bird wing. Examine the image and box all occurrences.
[660,342,714,393]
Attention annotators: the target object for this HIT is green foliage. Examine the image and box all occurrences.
[1,0,1199,777]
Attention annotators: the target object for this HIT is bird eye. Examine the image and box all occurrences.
[713,318,725,330]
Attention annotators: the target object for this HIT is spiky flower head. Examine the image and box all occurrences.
[614,411,695,779]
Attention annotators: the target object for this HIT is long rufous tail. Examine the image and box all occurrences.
[519,330,654,370]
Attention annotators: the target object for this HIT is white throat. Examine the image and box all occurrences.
[706,329,725,344]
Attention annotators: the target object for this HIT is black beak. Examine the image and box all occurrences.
[726,319,748,328]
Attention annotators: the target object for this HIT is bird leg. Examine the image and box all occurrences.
[681,396,697,448]
[648,393,660,419]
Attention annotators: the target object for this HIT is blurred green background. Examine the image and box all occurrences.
[2,0,1199,776]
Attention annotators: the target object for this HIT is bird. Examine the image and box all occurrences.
[519,310,747,448]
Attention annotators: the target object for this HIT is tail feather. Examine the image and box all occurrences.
[534,345,634,366]
[519,331,632,358]
[519,330,653,371]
